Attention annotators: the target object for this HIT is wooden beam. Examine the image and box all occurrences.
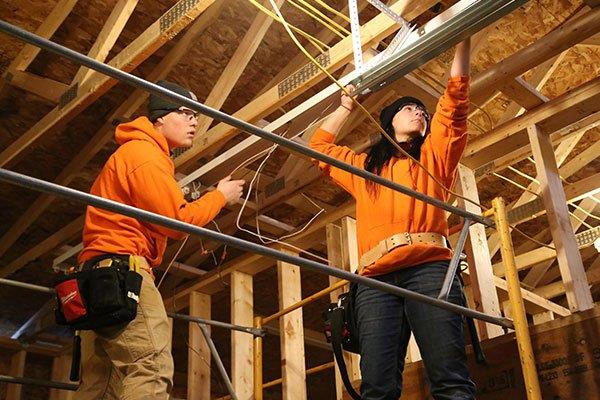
[0,216,84,278]
[534,255,600,299]
[173,0,437,170]
[49,353,75,400]
[0,0,217,168]
[528,123,593,311]
[523,198,598,287]
[470,6,600,106]
[231,271,254,398]
[498,76,548,110]
[4,70,68,102]
[506,172,600,226]
[6,350,26,400]
[492,276,570,317]
[464,76,600,169]
[486,132,594,257]
[71,0,139,86]
[0,3,224,259]
[0,0,78,80]
[188,291,211,400]
[455,165,503,339]
[580,32,600,46]
[277,250,307,400]
[193,0,285,137]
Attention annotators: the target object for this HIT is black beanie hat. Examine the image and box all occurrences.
[148,80,197,122]
[379,96,429,133]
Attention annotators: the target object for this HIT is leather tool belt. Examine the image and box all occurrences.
[359,232,448,270]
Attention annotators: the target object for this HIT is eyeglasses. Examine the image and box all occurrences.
[175,108,199,121]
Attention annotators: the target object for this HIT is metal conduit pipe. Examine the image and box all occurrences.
[0,375,78,391]
[0,168,513,329]
[0,277,265,336]
[0,19,493,227]
[0,277,55,294]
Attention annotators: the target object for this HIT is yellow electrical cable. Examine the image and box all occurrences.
[266,0,487,212]
[287,0,346,39]
[310,0,350,23]
[294,0,351,35]
[247,0,329,52]
[266,0,557,252]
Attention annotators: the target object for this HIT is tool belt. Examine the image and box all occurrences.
[54,254,144,330]
[359,232,448,270]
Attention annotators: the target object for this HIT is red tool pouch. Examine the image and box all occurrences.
[55,278,87,322]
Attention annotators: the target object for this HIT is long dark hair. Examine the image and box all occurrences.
[364,126,426,195]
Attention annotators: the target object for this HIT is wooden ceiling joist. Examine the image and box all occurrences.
[0,0,218,168]
[470,6,600,107]
[0,0,78,91]
[0,3,225,259]
[173,0,437,171]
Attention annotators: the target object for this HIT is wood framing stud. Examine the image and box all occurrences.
[277,249,307,400]
[456,165,503,339]
[527,124,593,311]
[6,350,26,400]
[188,291,211,399]
[231,271,254,399]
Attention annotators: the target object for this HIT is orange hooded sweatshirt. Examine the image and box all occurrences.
[309,76,470,276]
[79,116,226,267]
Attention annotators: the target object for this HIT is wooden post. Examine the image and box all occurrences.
[6,350,26,400]
[326,218,361,399]
[533,311,555,325]
[456,165,504,339]
[231,271,254,399]
[527,124,593,311]
[188,291,211,400]
[277,250,307,400]
[49,352,74,400]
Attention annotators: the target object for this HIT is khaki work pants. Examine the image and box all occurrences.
[76,269,174,400]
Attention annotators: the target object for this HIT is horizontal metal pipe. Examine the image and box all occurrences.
[0,375,78,391]
[0,278,55,294]
[0,168,513,329]
[354,0,528,94]
[168,312,265,337]
[0,279,263,336]
[0,19,492,227]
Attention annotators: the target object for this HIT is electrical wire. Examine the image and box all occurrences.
[246,0,330,52]
[292,0,350,36]
[309,0,350,23]
[265,0,489,214]
[157,236,189,289]
[287,0,347,39]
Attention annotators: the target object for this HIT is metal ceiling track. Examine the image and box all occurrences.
[352,0,530,94]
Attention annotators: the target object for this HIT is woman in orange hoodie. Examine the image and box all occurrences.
[76,81,244,399]
[310,40,475,399]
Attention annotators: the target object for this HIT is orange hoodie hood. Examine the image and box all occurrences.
[115,116,171,156]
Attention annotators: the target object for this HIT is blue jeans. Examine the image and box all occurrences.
[355,261,476,400]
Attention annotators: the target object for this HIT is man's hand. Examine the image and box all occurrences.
[216,176,245,205]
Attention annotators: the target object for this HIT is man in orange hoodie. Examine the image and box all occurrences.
[76,80,244,399]
[310,40,475,399]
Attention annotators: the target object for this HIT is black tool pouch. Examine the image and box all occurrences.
[323,282,359,353]
[54,256,142,330]
[323,282,361,399]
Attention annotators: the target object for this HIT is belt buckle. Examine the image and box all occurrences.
[404,232,412,245]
